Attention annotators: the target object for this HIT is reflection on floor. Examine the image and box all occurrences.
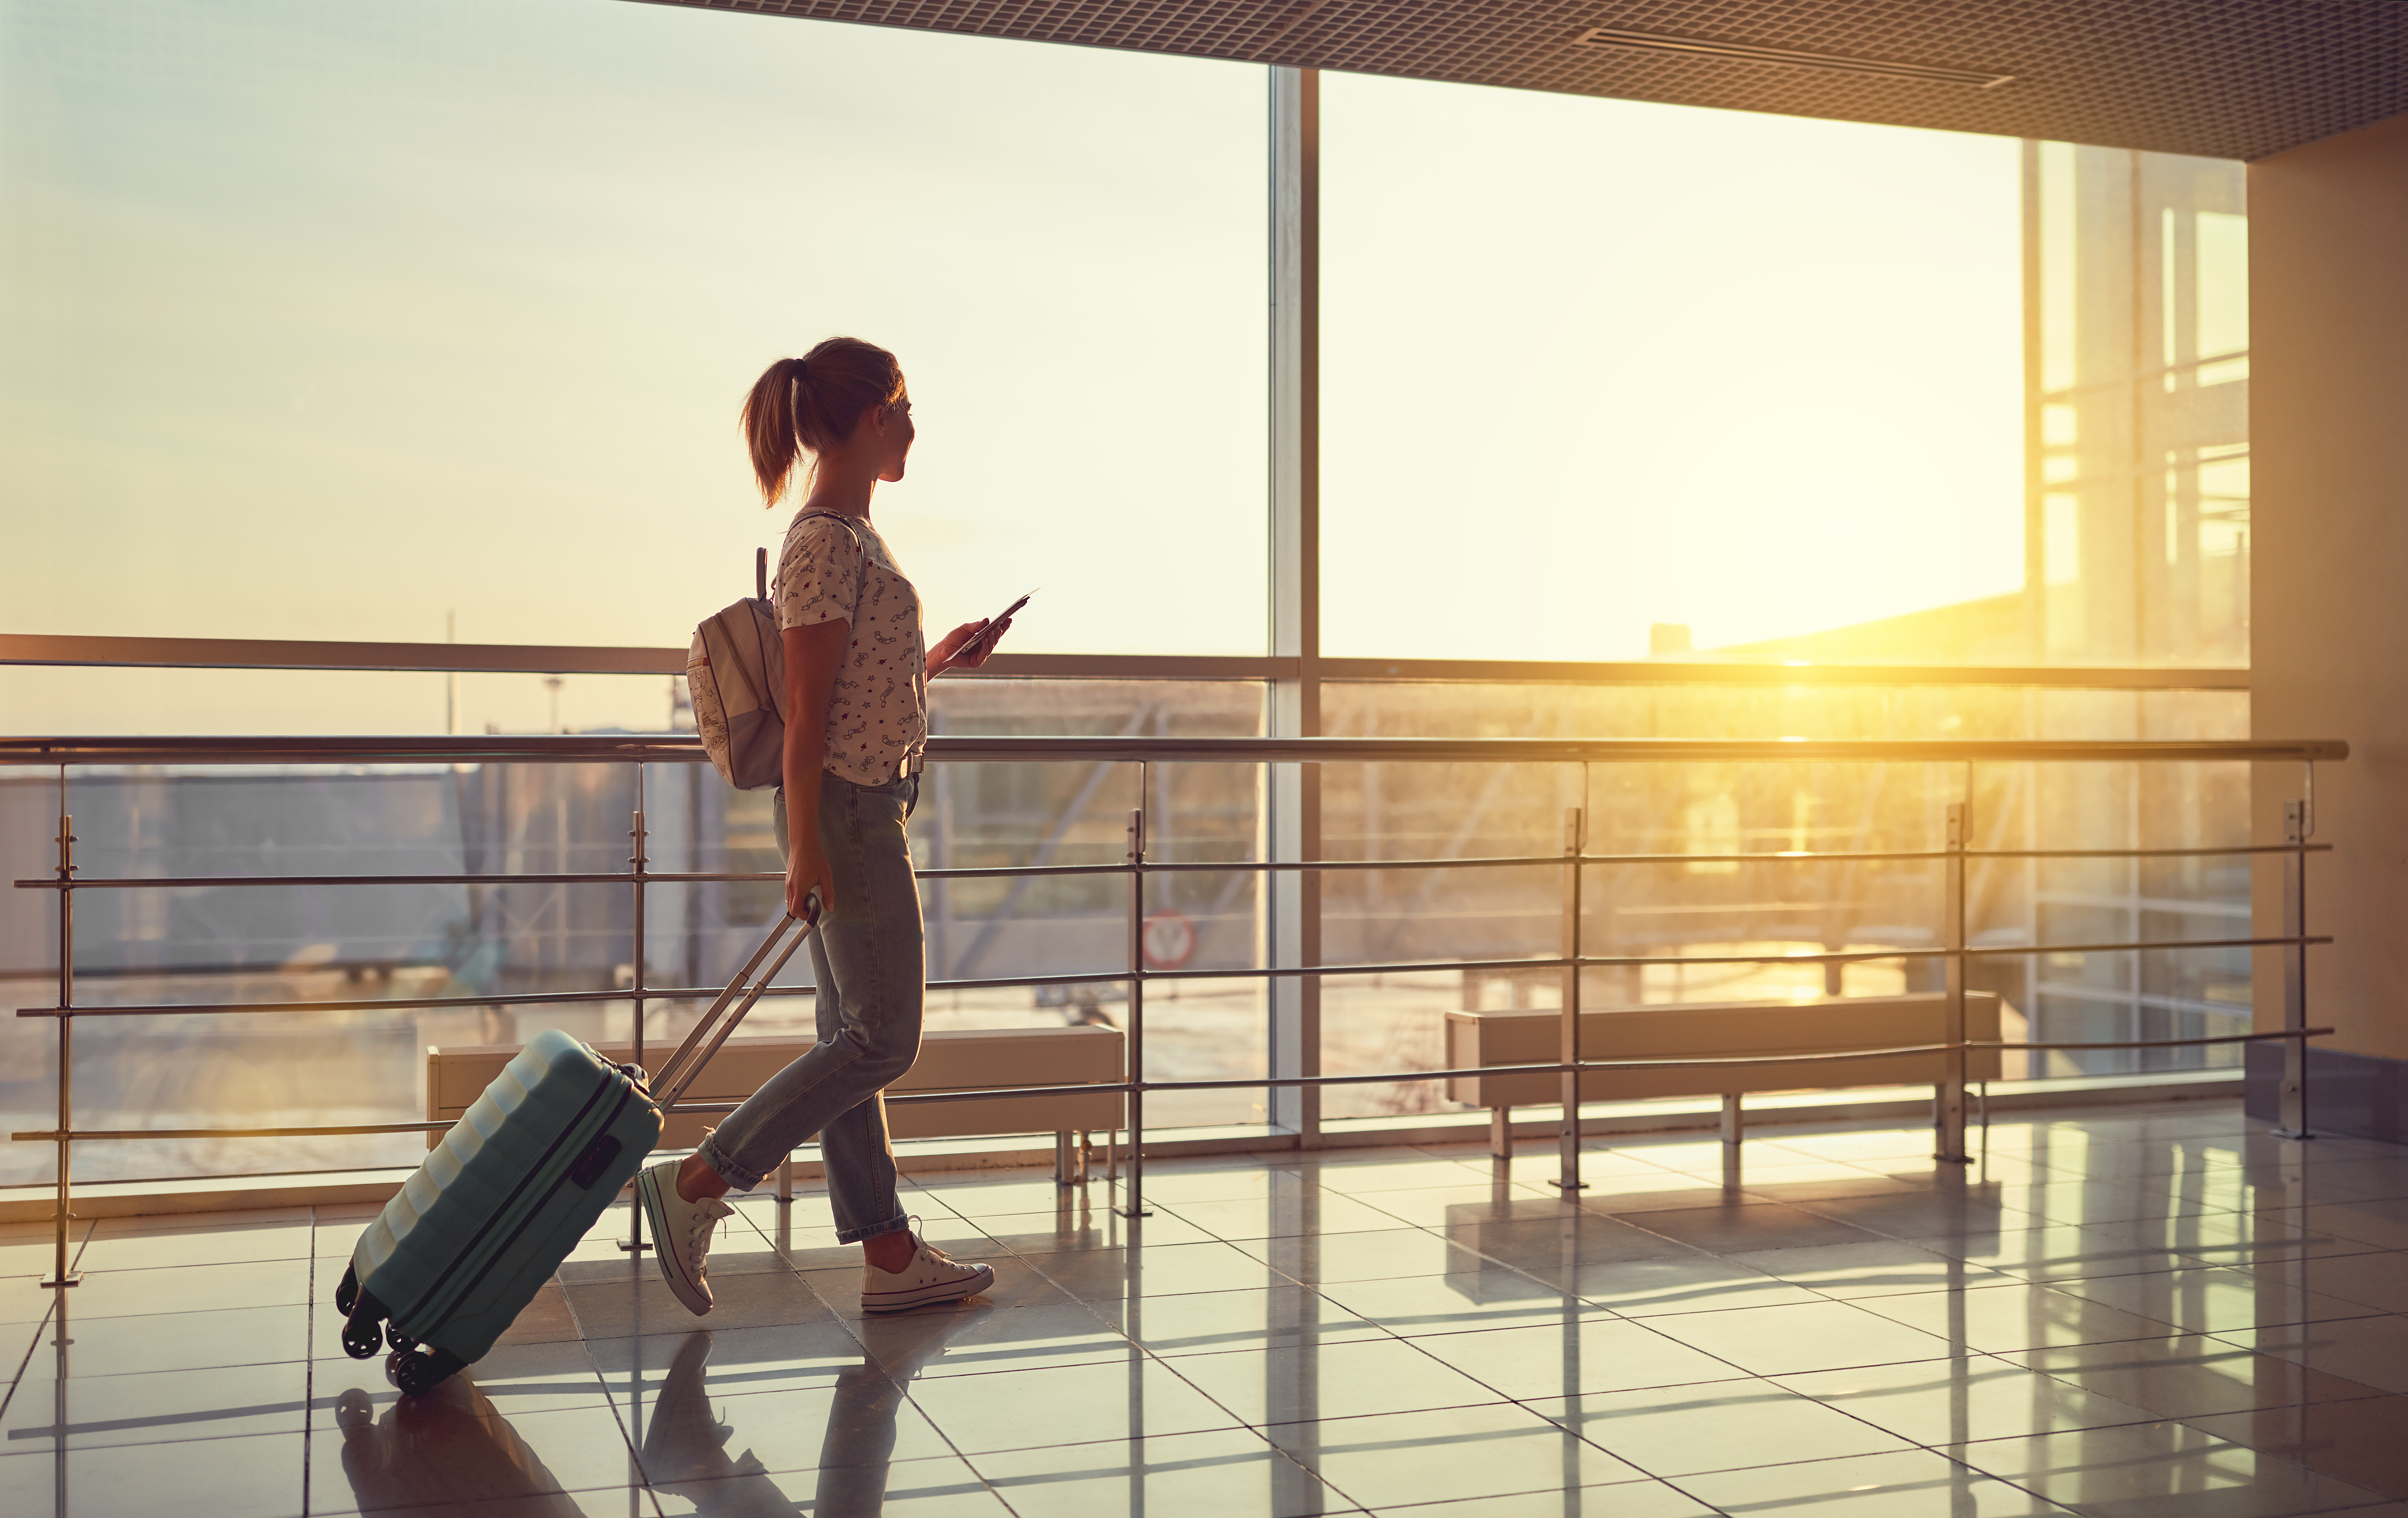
[7,1104,2408,1515]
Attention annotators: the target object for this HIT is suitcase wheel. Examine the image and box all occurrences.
[341,1287,391,1360]
[386,1347,466,1397]
[385,1324,417,1354]
[341,1311,385,1361]
[334,1264,359,1317]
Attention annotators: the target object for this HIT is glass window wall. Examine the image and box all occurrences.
[1318,75,2025,664]
[2031,145,2250,666]
[1320,78,2247,672]
[1,0,1268,659]
[1,3,2266,1186]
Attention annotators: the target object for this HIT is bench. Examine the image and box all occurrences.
[1446,993,2002,1157]
[427,1024,1126,1185]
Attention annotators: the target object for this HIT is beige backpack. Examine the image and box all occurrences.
[685,514,859,790]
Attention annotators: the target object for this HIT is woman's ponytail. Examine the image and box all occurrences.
[740,358,806,505]
[739,339,907,506]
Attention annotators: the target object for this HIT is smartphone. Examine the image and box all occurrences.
[960,590,1034,656]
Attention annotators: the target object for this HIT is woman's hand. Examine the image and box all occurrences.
[927,617,1011,678]
[785,834,837,923]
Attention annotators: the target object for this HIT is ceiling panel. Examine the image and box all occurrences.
[631,0,2408,160]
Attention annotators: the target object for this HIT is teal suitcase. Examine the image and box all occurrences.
[333,913,810,1395]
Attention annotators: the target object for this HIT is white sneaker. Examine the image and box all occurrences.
[860,1222,995,1314]
[638,1158,734,1317]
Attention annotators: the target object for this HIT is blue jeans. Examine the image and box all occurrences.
[695,770,920,1244]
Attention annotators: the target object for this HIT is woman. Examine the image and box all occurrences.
[639,337,1011,1316]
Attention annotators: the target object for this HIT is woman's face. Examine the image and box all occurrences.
[873,392,915,483]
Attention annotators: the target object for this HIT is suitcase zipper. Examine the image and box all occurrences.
[397,1065,630,1331]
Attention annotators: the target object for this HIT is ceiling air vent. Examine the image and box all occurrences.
[1573,27,2015,89]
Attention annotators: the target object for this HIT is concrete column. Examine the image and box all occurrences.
[1267,66,1322,1145]
[2249,110,2408,1138]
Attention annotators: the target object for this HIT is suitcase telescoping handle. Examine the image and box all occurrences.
[650,891,820,1112]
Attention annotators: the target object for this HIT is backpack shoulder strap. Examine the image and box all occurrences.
[773,511,866,600]
[793,510,863,542]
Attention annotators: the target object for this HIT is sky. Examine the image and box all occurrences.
[1320,75,2025,659]
[4,0,2027,733]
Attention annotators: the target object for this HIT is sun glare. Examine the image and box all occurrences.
[1322,77,2024,663]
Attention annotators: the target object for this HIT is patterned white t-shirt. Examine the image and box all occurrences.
[773,511,928,786]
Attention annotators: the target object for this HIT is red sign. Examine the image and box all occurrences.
[1142,910,1197,971]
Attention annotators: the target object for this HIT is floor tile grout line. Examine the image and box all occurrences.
[301,1202,316,1516]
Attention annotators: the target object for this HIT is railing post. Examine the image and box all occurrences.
[44,773,81,1289]
[621,789,652,1254]
[2275,799,2313,1140]
[1935,801,1972,1164]
[1117,800,1151,1218]
[51,1289,71,1511]
[1553,806,1586,1191]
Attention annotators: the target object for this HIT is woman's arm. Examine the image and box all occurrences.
[781,619,849,919]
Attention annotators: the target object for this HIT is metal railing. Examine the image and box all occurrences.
[0,632,2256,690]
[7,732,2344,1290]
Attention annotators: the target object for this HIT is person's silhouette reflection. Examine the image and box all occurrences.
[333,1382,591,1514]
[640,1332,808,1516]
[643,1305,989,1517]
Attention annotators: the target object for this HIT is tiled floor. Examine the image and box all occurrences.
[7,1104,2408,1516]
